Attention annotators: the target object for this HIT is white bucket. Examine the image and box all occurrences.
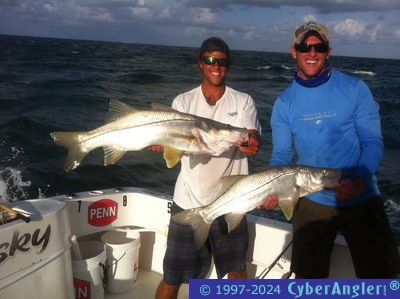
[101,229,141,293]
[71,240,106,299]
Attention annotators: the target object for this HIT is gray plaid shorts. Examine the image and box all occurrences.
[163,202,248,285]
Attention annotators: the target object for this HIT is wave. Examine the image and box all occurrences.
[281,64,295,70]
[1,35,399,236]
[0,167,31,201]
[256,65,271,70]
[256,64,295,71]
[353,70,376,77]
[385,199,400,216]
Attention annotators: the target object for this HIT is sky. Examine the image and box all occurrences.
[1,0,400,59]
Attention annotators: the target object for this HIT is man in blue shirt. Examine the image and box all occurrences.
[265,21,400,278]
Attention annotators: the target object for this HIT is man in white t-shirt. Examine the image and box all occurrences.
[152,37,261,299]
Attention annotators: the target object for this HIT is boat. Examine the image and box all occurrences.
[0,186,361,298]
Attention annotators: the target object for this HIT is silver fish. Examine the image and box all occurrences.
[50,99,249,172]
[173,165,341,248]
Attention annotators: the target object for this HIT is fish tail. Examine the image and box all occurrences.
[50,131,87,172]
[173,208,211,249]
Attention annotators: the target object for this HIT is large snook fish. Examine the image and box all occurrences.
[50,99,249,172]
[173,165,341,248]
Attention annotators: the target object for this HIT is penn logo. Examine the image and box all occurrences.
[73,278,91,299]
[88,199,118,226]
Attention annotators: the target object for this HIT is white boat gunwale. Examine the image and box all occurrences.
[1,186,360,299]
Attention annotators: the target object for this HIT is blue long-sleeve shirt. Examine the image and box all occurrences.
[270,70,383,206]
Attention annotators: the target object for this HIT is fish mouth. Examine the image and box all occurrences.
[231,128,249,143]
[240,131,250,143]
[226,130,249,145]
[325,169,342,188]
[230,129,250,146]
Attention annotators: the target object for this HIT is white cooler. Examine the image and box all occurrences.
[0,199,74,299]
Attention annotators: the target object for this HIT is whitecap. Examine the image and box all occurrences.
[0,167,31,202]
[353,70,376,77]
[281,65,294,70]
[256,65,271,70]
[385,199,400,214]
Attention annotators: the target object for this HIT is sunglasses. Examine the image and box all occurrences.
[294,43,329,53]
[202,56,230,67]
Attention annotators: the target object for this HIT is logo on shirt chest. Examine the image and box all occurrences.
[300,111,336,124]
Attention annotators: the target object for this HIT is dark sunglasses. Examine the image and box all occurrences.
[294,43,329,53]
[202,56,230,67]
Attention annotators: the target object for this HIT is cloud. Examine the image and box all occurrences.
[332,19,367,37]
[75,6,114,22]
[1,0,399,58]
[301,14,318,23]
[331,19,383,42]
[182,7,218,25]
[128,6,155,19]
[44,3,57,13]
[243,23,256,40]
[2,1,399,26]
[183,0,400,13]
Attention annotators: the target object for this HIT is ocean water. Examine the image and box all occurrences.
[1,34,399,240]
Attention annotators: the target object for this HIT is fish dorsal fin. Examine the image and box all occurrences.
[225,213,246,233]
[103,146,127,165]
[107,99,140,122]
[151,103,174,111]
[218,175,245,194]
[163,146,184,168]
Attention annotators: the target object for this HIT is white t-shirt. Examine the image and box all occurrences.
[172,85,261,209]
